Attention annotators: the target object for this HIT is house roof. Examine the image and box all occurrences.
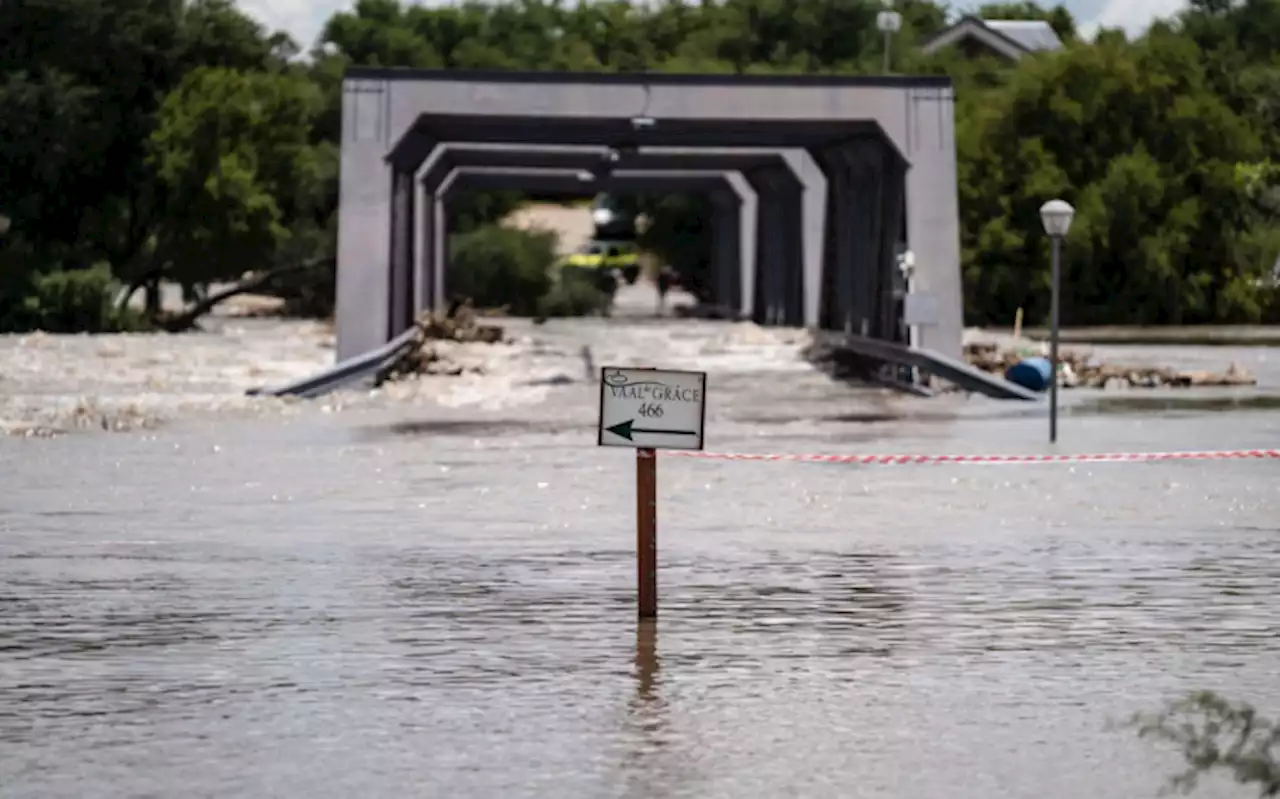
[920,16,1064,60]
[984,20,1065,52]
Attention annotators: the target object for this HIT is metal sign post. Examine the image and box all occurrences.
[598,366,708,619]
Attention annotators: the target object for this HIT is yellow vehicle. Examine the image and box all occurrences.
[561,240,640,271]
[557,240,642,293]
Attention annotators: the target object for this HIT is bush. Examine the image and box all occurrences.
[448,223,558,316]
[537,268,614,318]
[0,263,148,333]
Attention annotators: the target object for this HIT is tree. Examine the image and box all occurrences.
[4,0,1280,331]
[956,26,1271,327]
[146,66,326,304]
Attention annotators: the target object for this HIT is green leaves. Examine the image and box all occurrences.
[2,0,1279,332]
[448,224,559,316]
[956,2,1280,327]
[147,66,324,288]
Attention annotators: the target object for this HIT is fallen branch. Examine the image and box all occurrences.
[156,258,329,332]
[116,267,162,314]
[1122,691,1280,797]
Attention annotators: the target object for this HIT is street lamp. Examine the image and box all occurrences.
[876,0,902,74]
[1039,198,1074,444]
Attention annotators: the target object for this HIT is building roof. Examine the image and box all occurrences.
[920,16,1064,60]
[984,20,1065,52]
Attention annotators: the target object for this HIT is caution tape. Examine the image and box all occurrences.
[668,448,1280,466]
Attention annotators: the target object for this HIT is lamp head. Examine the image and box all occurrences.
[876,10,902,32]
[1039,199,1075,238]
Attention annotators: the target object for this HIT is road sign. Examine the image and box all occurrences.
[598,366,707,451]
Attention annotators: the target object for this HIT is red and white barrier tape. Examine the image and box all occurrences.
[669,448,1280,466]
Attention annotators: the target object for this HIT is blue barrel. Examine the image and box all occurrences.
[1004,357,1053,392]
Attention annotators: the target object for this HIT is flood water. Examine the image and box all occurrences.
[3,303,1280,798]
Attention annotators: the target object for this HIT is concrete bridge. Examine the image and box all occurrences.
[336,68,964,361]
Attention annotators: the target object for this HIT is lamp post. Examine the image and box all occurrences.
[1039,199,1074,444]
[877,1,902,74]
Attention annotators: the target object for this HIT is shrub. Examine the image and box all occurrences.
[448,224,558,316]
[537,268,614,318]
[0,263,147,333]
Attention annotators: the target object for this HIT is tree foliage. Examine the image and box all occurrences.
[0,0,1277,330]
[148,66,326,289]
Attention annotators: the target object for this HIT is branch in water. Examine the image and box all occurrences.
[1124,691,1280,796]
[157,258,330,332]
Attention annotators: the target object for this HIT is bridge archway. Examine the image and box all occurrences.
[338,69,960,359]
[406,144,809,331]
[437,167,746,321]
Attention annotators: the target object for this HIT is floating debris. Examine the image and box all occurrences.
[964,341,1257,389]
[379,300,510,382]
[1,398,166,438]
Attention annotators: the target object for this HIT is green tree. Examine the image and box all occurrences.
[956,26,1272,327]
[4,0,1280,332]
[147,66,326,296]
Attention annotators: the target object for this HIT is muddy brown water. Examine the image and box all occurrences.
[2,311,1280,798]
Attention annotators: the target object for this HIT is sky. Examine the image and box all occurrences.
[235,0,1190,56]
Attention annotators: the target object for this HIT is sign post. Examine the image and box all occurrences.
[636,447,657,618]
[598,367,708,619]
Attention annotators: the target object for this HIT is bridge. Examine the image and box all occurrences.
[257,69,1035,401]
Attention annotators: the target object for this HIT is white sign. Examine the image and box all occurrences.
[598,367,707,451]
[904,292,940,327]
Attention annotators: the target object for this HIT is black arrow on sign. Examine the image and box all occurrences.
[605,419,697,441]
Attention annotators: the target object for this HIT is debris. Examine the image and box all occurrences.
[378,299,509,382]
[414,299,506,344]
[963,342,1257,389]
